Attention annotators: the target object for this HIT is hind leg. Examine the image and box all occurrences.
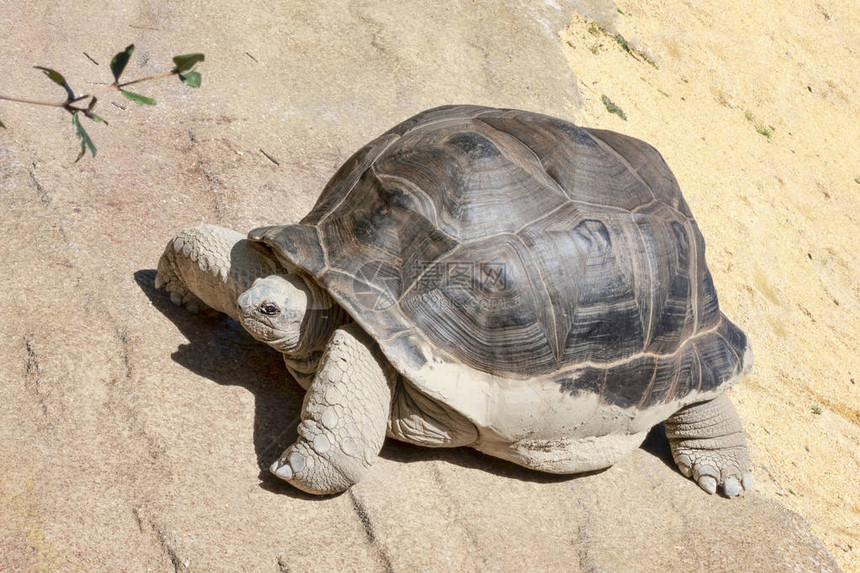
[387,379,478,448]
[156,224,280,320]
[665,394,753,497]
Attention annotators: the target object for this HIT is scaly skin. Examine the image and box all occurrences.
[156,225,281,320]
[665,394,753,497]
[269,323,396,494]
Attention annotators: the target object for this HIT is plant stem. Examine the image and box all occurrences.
[115,70,176,91]
[0,70,178,108]
[0,95,65,108]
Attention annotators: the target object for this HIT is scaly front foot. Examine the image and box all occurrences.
[156,225,279,320]
[270,324,394,495]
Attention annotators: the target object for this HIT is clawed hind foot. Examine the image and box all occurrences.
[671,444,753,496]
[665,394,753,497]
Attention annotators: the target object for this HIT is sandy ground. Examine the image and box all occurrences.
[560,1,859,569]
[0,0,855,571]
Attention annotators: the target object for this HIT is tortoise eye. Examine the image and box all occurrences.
[259,303,280,316]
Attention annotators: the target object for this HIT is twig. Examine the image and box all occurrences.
[0,70,178,109]
[0,45,204,160]
[260,148,280,165]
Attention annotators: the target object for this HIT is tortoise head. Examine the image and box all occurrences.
[238,274,310,355]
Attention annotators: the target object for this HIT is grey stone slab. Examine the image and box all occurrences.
[0,1,840,571]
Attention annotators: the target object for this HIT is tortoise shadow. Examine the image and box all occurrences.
[378,423,677,484]
[136,269,309,499]
[378,441,605,484]
[640,422,677,469]
[137,269,678,495]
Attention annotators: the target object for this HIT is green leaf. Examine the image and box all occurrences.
[601,95,628,121]
[72,112,96,161]
[110,44,135,83]
[34,66,75,100]
[34,66,68,86]
[121,90,156,106]
[82,97,108,124]
[179,71,201,88]
[172,53,205,73]
[0,118,5,129]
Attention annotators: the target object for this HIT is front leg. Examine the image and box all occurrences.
[270,323,396,495]
[156,224,280,320]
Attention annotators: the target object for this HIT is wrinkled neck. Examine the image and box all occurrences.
[292,275,350,358]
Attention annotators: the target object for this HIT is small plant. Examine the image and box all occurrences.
[811,404,822,415]
[582,20,657,68]
[601,95,627,120]
[613,34,633,55]
[756,125,773,139]
[744,110,774,140]
[0,45,204,161]
[613,32,658,67]
[588,22,604,36]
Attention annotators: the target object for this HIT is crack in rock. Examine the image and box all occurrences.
[186,131,226,223]
[349,490,395,573]
[24,337,49,419]
[29,163,51,207]
[133,507,190,573]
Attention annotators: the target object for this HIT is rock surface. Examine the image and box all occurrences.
[0,1,850,571]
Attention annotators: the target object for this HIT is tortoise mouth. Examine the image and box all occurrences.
[241,315,276,340]
[241,316,301,353]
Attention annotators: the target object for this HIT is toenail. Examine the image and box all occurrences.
[698,475,717,494]
[724,477,740,497]
[271,461,293,479]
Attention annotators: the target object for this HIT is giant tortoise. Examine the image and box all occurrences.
[156,105,753,496]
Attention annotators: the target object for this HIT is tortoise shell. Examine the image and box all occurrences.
[251,105,749,420]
